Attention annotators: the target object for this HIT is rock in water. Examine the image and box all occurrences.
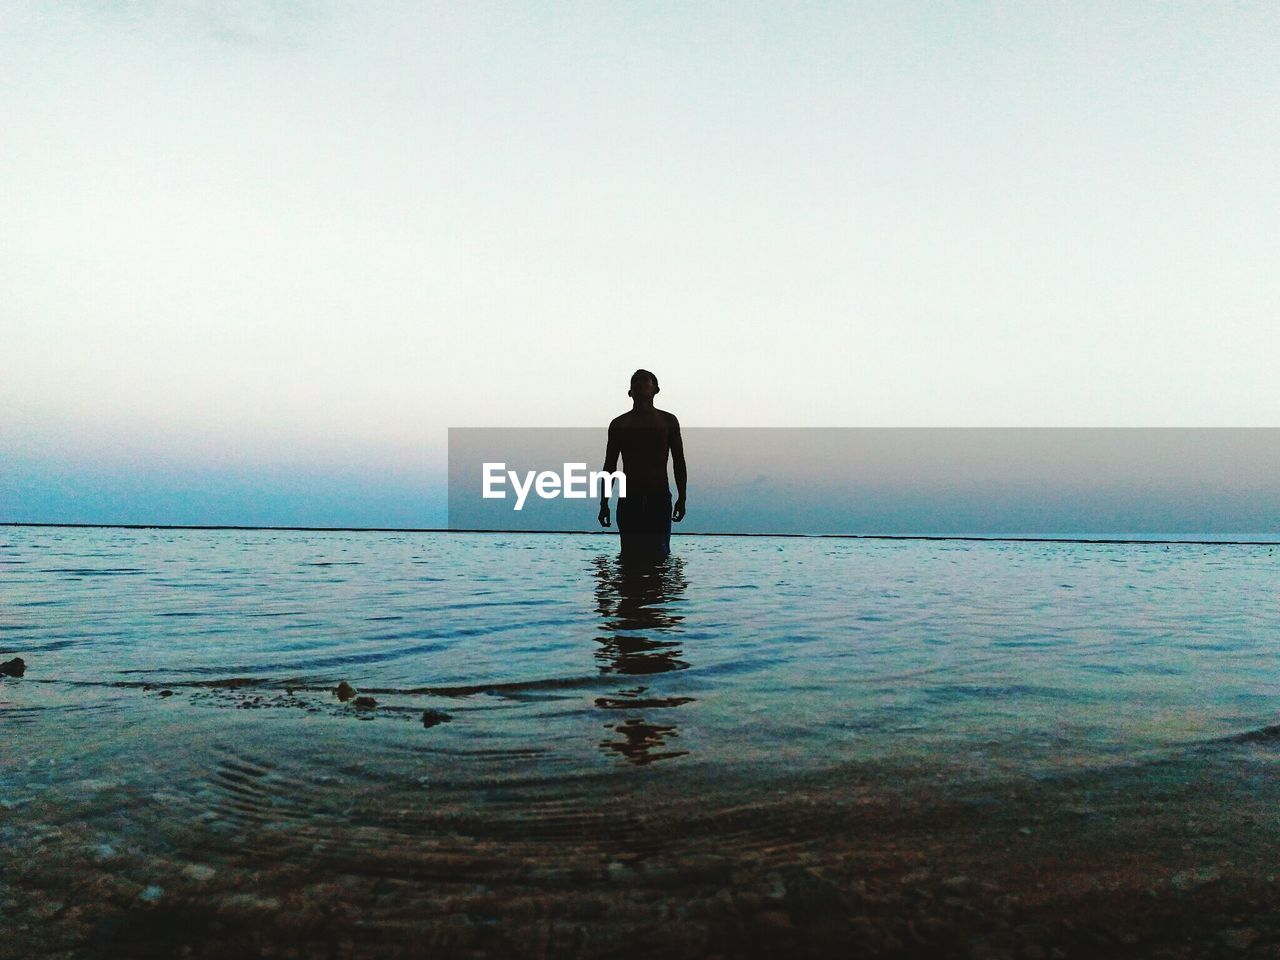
[335,681,356,701]
[353,696,377,709]
[1,657,25,677]
[422,709,453,728]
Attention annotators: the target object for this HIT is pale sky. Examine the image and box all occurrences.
[3,2,1278,525]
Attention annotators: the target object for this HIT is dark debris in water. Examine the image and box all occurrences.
[179,680,457,729]
[18,669,466,730]
[422,708,452,728]
[1225,724,1280,744]
[197,677,260,689]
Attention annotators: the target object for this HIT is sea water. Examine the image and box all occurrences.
[4,528,1277,778]
[2,527,1279,952]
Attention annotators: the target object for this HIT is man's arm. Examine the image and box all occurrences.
[670,415,687,522]
[598,421,620,526]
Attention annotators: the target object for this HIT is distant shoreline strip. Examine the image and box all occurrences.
[1,522,1276,546]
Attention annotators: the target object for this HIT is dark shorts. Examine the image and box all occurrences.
[616,490,672,559]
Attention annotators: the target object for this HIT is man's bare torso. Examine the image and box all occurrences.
[608,408,678,495]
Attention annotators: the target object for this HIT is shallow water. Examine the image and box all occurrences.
[4,528,1278,776]
[3,528,1280,956]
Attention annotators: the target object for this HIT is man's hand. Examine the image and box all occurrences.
[598,502,611,527]
[672,497,686,523]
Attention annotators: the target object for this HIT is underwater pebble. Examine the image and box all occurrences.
[1171,867,1221,891]
[220,893,281,912]
[605,861,631,882]
[1218,928,1260,951]
[89,843,117,863]
[29,897,64,921]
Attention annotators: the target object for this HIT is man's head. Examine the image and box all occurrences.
[628,369,659,400]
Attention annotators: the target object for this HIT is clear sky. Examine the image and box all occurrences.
[3,2,1278,527]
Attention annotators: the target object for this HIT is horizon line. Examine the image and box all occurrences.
[2,522,1277,547]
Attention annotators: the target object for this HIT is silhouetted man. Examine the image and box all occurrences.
[598,369,687,559]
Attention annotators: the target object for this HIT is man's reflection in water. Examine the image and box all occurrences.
[592,554,693,765]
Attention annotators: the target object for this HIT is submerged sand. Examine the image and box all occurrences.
[6,745,1280,959]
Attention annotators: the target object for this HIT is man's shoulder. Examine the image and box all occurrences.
[610,410,680,428]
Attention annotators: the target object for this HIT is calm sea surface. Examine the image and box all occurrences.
[3,526,1280,953]
[4,528,1278,777]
